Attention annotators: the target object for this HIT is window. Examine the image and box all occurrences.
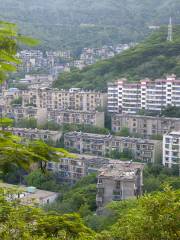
[98,178,103,184]
[115,181,121,189]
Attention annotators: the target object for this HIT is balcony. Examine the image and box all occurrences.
[96,196,103,202]
[112,195,122,201]
[97,182,104,188]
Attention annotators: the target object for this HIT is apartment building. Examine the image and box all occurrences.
[5,128,62,142]
[47,156,86,184]
[108,75,180,114]
[1,88,22,105]
[112,114,180,137]
[22,88,107,112]
[47,154,114,184]
[4,106,47,125]
[18,74,54,88]
[64,132,162,163]
[96,161,144,209]
[163,131,180,168]
[48,110,105,128]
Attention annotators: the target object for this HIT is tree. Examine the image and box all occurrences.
[117,127,130,137]
[0,131,72,175]
[0,188,94,240]
[0,117,13,130]
[98,187,180,240]
[0,21,38,82]
[14,117,37,129]
[45,174,97,214]
[10,97,22,106]
[25,169,61,192]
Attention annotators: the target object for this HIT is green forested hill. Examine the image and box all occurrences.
[53,26,180,90]
[1,0,180,50]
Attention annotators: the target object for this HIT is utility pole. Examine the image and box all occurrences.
[167,17,173,42]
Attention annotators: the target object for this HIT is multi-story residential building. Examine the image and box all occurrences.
[17,50,56,73]
[48,110,105,128]
[163,131,180,168]
[47,156,86,185]
[1,88,22,105]
[5,128,62,142]
[3,106,47,125]
[64,132,162,163]
[108,75,180,114]
[22,88,107,112]
[18,74,54,88]
[120,81,141,114]
[47,154,113,184]
[96,161,144,209]
[107,82,119,113]
[112,114,180,137]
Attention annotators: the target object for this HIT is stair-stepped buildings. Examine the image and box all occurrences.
[0,87,107,127]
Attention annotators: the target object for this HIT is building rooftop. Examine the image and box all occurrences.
[165,131,180,136]
[48,109,101,114]
[112,113,180,121]
[65,131,160,143]
[0,182,58,205]
[98,161,144,180]
[6,127,61,135]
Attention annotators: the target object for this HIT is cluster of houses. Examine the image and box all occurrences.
[16,45,132,77]
[2,74,180,209]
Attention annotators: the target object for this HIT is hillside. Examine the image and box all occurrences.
[53,26,180,90]
[1,0,180,50]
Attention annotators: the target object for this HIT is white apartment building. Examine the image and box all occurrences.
[108,75,180,114]
[163,131,180,168]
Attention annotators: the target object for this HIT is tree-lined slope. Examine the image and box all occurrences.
[53,26,180,90]
[1,0,180,49]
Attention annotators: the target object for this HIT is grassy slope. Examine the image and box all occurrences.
[53,26,180,90]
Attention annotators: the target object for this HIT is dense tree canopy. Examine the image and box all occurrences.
[1,0,180,50]
[98,187,180,240]
[0,188,94,240]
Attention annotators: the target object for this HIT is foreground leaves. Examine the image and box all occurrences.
[0,130,73,173]
[98,186,180,240]
[0,188,94,240]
